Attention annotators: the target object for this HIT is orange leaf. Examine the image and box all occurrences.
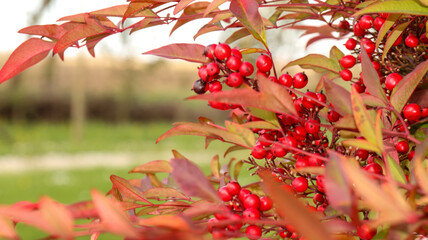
[0,38,54,84]
[259,170,332,240]
[144,43,208,63]
[18,24,67,40]
[142,188,189,200]
[129,160,172,174]
[110,175,151,204]
[230,0,266,46]
[91,190,140,238]
[138,215,191,230]
[0,215,18,240]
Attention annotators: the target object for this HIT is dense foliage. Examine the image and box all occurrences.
[0,0,428,239]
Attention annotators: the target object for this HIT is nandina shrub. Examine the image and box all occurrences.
[0,0,427,239]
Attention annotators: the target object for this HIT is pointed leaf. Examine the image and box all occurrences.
[354,0,428,16]
[375,14,401,50]
[225,28,251,45]
[110,175,151,204]
[129,160,172,174]
[91,190,140,238]
[174,0,197,14]
[225,121,256,147]
[391,59,428,113]
[385,155,406,184]
[360,45,388,103]
[138,215,191,230]
[229,0,266,46]
[258,75,297,116]
[323,79,352,116]
[171,158,220,202]
[144,43,208,63]
[0,215,18,240]
[123,2,153,22]
[351,87,377,147]
[204,0,228,16]
[53,14,110,54]
[282,54,340,74]
[18,24,67,40]
[0,38,54,84]
[259,170,332,240]
[39,196,74,239]
[194,23,223,40]
[410,137,428,195]
[211,155,221,179]
[341,139,380,153]
[325,151,352,215]
[170,2,212,35]
[233,160,243,180]
[142,188,188,200]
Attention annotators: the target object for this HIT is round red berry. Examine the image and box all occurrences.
[316,175,325,193]
[251,145,267,159]
[218,186,233,201]
[206,62,220,76]
[405,33,419,48]
[278,73,293,87]
[214,43,231,60]
[373,17,385,31]
[226,72,244,88]
[313,193,325,204]
[226,55,242,71]
[293,72,308,89]
[204,44,217,59]
[243,194,260,209]
[344,38,357,50]
[239,188,251,202]
[340,69,353,81]
[256,54,273,72]
[357,224,377,240]
[353,22,366,37]
[395,140,410,154]
[328,110,340,122]
[245,225,262,239]
[259,196,273,211]
[209,80,222,93]
[403,103,421,122]
[292,176,308,192]
[304,119,320,135]
[198,65,210,82]
[225,181,241,196]
[230,48,242,58]
[422,107,428,118]
[239,61,254,76]
[385,72,403,91]
[242,207,261,219]
[271,143,287,157]
[355,149,369,161]
[295,156,309,169]
[302,91,317,109]
[340,55,356,69]
[359,15,373,30]
[364,163,383,175]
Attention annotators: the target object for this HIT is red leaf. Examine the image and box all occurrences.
[0,38,54,84]
[360,45,388,103]
[39,196,74,239]
[144,43,208,63]
[53,14,111,54]
[170,2,212,36]
[323,78,352,116]
[0,206,52,234]
[91,190,140,238]
[229,0,266,46]
[0,215,18,240]
[171,158,220,202]
[204,0,229,16]
[110,175,152,204]
[122,2,153,23]
[18,24,67,40]
[194,23,223,40]
[225,28,251,45]
[67,201,98,219]
[174,0,198,14]
[142,188,189,200]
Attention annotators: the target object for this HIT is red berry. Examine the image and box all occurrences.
[307,154,323,167]
[373,17,385,31]
[209,101,228,110]
[313,193,325,204]
[359,15,373,30]
[251,145,267,159]
[316,92,327,107]
[340,55,356,69]
[278,73,293,87]
[362,40,376,55]
[218,186,233,201]
[242,207,261,219]
[364,163,383,175]
[293,126,307,141]
[209,80,222,93]
[316,175,325,193]
[340,69,353,81]
[403,103,421,122]
[225,181,241,196]
[327,110,340,122]
[226,56,242,71]
[344,38,357,50]
[239,61,254,76]
[395,140,410,154]
[282,136,298,150]
[227,214,243,231]
[245,225,262,239]
[422,107,428,118]
[385,73,403,91]
[292,176,308,192]
[259,196,273,211]
[338,20,350,30]
[304,119,320,135]
[239,188,251,202]
[352,82,366,93]
[302,91,317,109]
[198,65,210,82]
[357,224,377,240]
[204,44,217,60]
[226,72,244,88]
[214,43,231,60]
[206,62,220,76]
[243,194,260,209]
[259,132,275,146]
[256,54,273,72]
[295,156,309,169]
[387,32,402,46]
[355,149,369,161]
[271,143,287,157]
[353,22,366,37]
[230,48,242,58]
[408,150,415,161]
[279,230,291,238]
[405,33,419,48]
[293,72,308,89]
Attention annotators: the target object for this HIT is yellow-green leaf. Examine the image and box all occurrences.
[354,0,428,16]
[350,87,377,146]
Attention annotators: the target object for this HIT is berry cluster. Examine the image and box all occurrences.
[193,43,309,110]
